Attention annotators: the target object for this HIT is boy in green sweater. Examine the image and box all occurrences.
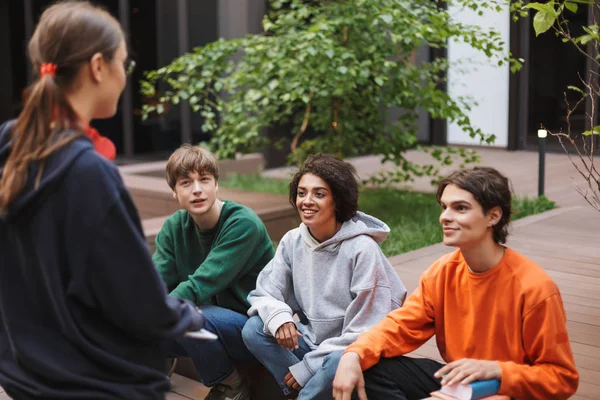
[153,144,274,400]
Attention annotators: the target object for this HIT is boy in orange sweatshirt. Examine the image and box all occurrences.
[332,167,579,400]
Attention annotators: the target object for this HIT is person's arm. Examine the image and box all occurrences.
[289,244,408,387]
[85,189,204,341]
[497,293,579,399]
[152,223,180,292]
[169,217,267,303]
[344,273,436,371]
[247,235,300,336]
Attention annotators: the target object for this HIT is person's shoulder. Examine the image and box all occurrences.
[69,141,120,185]
[422,249,463,281]
[504,247,559,298]
[63,139,123,204]
[221,201,267,230]
[343,233,382,254]
[163,209,190,227]
[223,200,260,218]
[278,226,302,246]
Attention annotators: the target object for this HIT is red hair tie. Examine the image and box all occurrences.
[40,63,58,78]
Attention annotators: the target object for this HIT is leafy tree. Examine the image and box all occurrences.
[520,0,600,210]
[142,0,521,183]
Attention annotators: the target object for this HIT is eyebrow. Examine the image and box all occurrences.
[297,186,329,192]
[441,200,472,207]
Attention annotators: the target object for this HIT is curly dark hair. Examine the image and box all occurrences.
[289,154,359,222]
[436,166,513,244]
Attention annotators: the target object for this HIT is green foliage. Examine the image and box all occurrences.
[220,173,556,256]
[512,195,555,218]
[142,0,521,184]
[519,0,598,38]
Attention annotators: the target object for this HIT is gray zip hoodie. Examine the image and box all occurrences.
[247,211,407,387]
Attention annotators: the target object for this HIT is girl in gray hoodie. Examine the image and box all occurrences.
[242,154,407,400]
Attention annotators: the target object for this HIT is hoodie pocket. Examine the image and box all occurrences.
[301,314,345,345]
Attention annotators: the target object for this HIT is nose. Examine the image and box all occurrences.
[439,207,451,225]
[192,180,202,194]
[303,193,315,205]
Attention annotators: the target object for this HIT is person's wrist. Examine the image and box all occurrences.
[493,361,503,380]
[343,351,361,362]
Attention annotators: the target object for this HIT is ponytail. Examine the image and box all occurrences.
[0,66,81,213]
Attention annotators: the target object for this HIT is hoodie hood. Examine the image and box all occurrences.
[0,120,92,221]
[299,211,390,251]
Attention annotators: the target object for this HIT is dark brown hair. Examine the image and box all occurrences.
[289,153,359,222]
[0,1,124,212]
[165,144,220,190]
[436,166,512,244]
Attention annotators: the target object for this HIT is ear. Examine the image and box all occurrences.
[172,190,178,200]
[487,206,503,227]
[89,52,105,84]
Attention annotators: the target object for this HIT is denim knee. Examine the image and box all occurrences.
[322,350,344,370]
[241,315,265,349]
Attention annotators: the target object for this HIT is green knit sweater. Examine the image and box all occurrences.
[153,201,274,314]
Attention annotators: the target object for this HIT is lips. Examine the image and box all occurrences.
[191,198,206,204]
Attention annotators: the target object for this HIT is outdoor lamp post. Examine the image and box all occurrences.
[537,128,547,197]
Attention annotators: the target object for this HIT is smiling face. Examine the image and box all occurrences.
[295,173,337,230]
[439,184,502,249]
[173,171,218,219]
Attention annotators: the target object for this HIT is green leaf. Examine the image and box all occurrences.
[582,126,600,136]
[156,104,164,115]
[263,19,274,32]
[567,85,585,95]
[578,34,595,45]
[564,2,578,13]
[338,66,348,74]
[379,14,393,24]
[374,77,384,86]
[524,2,557,14]
[532,9,558,36]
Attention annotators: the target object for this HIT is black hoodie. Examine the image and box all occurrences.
[0,120,203,399]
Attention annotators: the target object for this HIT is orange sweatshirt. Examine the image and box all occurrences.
[345,248,579,400]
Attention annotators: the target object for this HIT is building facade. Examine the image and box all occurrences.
[448,3,599,151]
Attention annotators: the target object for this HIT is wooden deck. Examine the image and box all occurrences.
[1,149,597,399]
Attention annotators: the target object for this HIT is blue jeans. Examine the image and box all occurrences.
[242,315,343,400]
[169,305,257,386]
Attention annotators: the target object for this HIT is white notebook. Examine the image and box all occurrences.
[184,329,218,340]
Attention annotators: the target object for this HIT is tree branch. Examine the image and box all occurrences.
[291,91,315,154]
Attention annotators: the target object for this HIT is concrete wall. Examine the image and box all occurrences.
[218,0,267,39]
[447,4,510,148]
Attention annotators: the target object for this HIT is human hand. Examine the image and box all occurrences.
[434,358,502,386]
[332,352,367,400]
[275,322,302,351]
[284,372,301,391]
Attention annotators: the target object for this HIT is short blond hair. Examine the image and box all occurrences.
[165,144,219,190]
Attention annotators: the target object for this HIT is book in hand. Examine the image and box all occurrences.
[184,329,218,340]
[430,379,508,400]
